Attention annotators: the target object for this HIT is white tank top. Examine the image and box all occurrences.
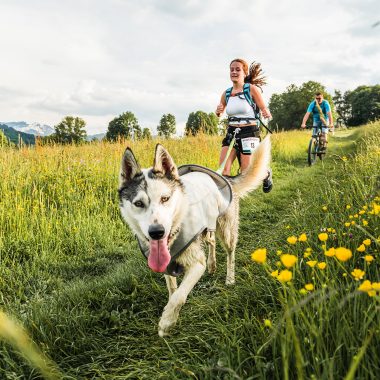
[226,94,256,125]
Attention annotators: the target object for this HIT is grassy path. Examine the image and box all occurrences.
[239,128,359,253]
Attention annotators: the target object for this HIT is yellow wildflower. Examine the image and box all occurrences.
[318,233,328,242]
[363,239,371,246]
[318,262,327,269]
[276,250,282,256]
[342,156,348,162]
[277,269,292,283]
[322,206,328,211]
[344,222,351,227]
[358,280,372,292]
[362,220,368,226]
[264,319,272,328]
[356,244,366,253]
[303,251,312,258]
[351,269,365,281]
[362,205,368,210]
[372,282,380,291]
[298,233,307,242]
[349,215,353,219]
[368,290,376,297]
[306,260,317,267]
[351,221,356,225]
[335,247,352,262]
[270,270,279,278]
[251,248,267,263]
[305,283,314,291]
[285,225,291,229]
[305,247,312,252]
[359,210,365,215]
[373,203,380,214]
[364,255,374,263]
[299,288,308,295]
[325,247,335,257]
[346,204,351,210]
[280,254,297,268]
[287,236,298,245]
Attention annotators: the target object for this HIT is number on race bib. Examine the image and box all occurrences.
[241,137,260,154]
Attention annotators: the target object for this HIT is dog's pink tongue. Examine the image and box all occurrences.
[148,238,171,272]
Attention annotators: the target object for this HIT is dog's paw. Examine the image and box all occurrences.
[158,328,169,338]
[158,316,176,337]
[225,277,235,285]
[207,261,216,274]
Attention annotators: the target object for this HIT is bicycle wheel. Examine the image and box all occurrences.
[307,138,317,166]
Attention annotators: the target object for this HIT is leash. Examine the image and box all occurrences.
[258,116,273,134]
[216,127,241,174]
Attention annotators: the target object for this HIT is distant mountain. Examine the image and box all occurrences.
[1,121,54,136]
[0,123,36,145]
[86,133,105,141]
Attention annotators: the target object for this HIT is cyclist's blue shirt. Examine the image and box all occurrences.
[307,100,331,122]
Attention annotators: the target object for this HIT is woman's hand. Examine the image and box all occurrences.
[261,107,272,119]
[215,103,224,117]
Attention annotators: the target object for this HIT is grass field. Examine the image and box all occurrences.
[0,123,379,379]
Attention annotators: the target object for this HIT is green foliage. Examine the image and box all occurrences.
[47,116,87,144]
[0,129,12,147]
[141,127,152,140]
[269,81,335,130]
[333,85,380,127]
[157,113,176,138]
[185,110,219,136]
[346,85,380,126]
[106,111,141,141]
[333,89,351,126]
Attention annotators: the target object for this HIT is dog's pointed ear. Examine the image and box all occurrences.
[153,144,179,179]
[120,148,142,186]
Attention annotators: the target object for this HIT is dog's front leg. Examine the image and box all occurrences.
[205,231,216,274]
[164,275,177,298]
[158,261,205,337]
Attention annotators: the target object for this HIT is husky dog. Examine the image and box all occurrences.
[118,136,271,336]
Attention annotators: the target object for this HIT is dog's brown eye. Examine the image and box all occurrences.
[161,196,170,203]
[134,200,144,208]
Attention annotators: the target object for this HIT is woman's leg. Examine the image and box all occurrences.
[219,146,237,175]
[239,153,251,173]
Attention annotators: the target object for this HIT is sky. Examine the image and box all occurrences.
[0,0,379,135]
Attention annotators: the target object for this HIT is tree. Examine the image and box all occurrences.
[106,111,141,141]
[185,111,219,136]
[50,116,87,144]
[346,85,380,126]
[142,128,152,140]
[157,114,176,138]
[269,81,335,130]
[333,90,351,126]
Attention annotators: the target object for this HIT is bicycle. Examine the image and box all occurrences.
[307,125,326,166]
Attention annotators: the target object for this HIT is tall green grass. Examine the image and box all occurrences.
[0,124,379,379]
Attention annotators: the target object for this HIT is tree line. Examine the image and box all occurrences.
[9,81,377,146]
[269,81,380,130]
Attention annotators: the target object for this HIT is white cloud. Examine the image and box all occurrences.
[0,0,378,134]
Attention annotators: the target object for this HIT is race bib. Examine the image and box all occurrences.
[241,137,260,154]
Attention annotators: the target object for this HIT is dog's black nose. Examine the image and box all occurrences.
[148,224,165,240]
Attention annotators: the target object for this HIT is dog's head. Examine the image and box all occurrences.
[118,144,185,273]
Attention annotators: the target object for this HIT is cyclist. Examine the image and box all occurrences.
[301,92,334,150]
[215,58,273,193]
